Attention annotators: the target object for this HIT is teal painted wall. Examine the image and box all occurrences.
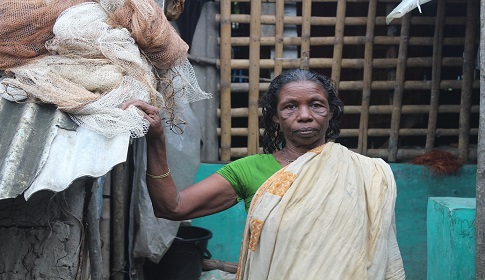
[192,163,477,278]
[392,164,476,280]
[427,197,476,280]
[191,163,246,263]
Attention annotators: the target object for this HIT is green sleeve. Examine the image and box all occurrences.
[217,154,282,211]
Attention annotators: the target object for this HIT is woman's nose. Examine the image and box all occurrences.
[297,106,313,120]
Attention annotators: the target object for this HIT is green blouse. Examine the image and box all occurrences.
[216,154,282,211]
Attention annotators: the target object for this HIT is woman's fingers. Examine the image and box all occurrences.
[121,99,152,111]
[121,99,141,110]
[122,100,156,120]
[121,99,164,136]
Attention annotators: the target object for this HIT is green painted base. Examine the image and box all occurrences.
[427,197,476,280]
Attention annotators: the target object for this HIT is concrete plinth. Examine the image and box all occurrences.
[427,197,476,280]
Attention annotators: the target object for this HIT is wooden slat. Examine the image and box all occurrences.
[228,80,480,93]
[425,0,446,151]
[219,0,232,161]
[358,0,377,154]
[226,57,465,69]
[300,0,312,69]
[458,0,479,161]
[229,0,466,3]
[227,35,465,46]
[229,0,399,3]
[365,148,477,162]
[214,14,467,26]
[273,0,284,75]
[331,0,346,83]
[247,0,262,155]
[388,13,410,162]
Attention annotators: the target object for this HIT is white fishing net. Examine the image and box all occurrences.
[0,0,210,138]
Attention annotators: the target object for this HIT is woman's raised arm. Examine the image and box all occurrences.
[122,100,238,220]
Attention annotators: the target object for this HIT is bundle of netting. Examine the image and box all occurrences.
[0,0,210,138]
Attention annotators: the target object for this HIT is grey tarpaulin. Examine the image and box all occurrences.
[129,101,202,278]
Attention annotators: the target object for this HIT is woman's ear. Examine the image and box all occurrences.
[272,115,280,125]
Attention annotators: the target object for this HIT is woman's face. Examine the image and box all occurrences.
[273,81,333,150]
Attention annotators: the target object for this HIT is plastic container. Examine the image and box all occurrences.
[144,226,213,280]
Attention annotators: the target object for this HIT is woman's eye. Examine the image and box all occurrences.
[311,103,327,113]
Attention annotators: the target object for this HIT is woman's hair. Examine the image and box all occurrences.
[260,68,344,154]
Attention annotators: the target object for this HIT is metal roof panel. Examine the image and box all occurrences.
[0,98,129,200]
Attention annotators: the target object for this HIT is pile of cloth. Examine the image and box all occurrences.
[0,0,210,138]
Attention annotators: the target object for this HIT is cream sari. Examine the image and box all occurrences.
[236,142,405,280]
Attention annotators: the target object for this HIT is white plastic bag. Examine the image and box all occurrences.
[386,0,432,24]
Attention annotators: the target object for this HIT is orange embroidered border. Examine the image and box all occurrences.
[267,172,297,197]
[249,218,264,251]
[310,145,324,154]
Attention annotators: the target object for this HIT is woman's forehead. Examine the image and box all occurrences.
[279,81,326,96]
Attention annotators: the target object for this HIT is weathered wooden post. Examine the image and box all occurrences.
[111,162,130,280]
[476,0,485,277]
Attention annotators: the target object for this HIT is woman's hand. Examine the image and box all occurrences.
[121,99,164,139]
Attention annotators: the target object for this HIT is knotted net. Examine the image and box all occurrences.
[0,0,210,138]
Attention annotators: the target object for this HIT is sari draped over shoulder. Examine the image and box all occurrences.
[236,142,405,280]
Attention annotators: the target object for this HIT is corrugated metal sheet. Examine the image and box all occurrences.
[0,99,73,199]
[0,97,130,200]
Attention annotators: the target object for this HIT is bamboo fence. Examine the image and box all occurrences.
[216,0,480,162]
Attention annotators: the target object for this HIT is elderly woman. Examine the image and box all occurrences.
[123,69,405,279]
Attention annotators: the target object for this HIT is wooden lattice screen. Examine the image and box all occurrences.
[216,0,480,163]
